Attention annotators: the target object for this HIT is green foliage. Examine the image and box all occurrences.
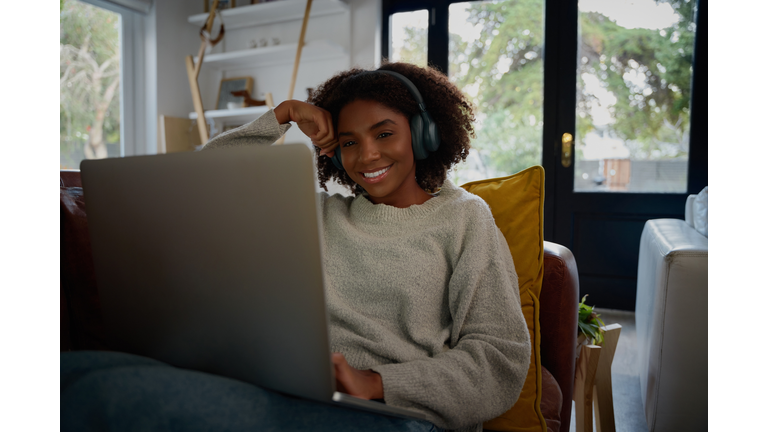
[441,0,698,180]
[577,0,695,159]
[578,295,606,344]
[398,26,427,67]
[449,0,544,178]
[60,0,121,167]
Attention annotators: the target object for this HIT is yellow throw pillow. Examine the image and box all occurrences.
[461,166,546,432]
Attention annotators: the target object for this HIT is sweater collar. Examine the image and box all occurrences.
[350,180,460,223]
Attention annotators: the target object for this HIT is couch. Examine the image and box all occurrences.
[635,187,708,431]
[60,169,579,432]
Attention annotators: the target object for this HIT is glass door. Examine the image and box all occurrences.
[548,0,706,309]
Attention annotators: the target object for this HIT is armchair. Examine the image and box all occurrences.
[635,188,708,431]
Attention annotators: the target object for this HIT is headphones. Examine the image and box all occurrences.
[330,70,440,171]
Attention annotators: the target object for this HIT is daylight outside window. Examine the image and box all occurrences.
[448,1,544,186]
[574,0,696,193]
[389,10,429,68]
[60,0,122,169]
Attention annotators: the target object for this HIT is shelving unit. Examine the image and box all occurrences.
[194,40,347,70]
[188,105,270,123]
[188,0,348,30]
[186,0,350,128]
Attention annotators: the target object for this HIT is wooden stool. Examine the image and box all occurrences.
[573,324,622,432]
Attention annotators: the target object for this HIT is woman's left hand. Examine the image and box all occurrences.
[332,352,384,400]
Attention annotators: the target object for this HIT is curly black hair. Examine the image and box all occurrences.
[307,61,476,194]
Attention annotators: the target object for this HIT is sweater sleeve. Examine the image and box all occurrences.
[201,109,292,150]
[370,201,531,431]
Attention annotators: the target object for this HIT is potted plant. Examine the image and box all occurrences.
[577,295,606,346]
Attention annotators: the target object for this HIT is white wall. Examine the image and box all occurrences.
[144,0,380,154]
[349,0,381,69]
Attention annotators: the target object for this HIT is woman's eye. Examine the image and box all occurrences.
[378,132,392,139]
[342,141,355,147]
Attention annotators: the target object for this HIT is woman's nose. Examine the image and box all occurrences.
[358,139,380,164]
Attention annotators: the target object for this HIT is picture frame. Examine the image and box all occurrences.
[216,77,253,110]
[205,0,235,13]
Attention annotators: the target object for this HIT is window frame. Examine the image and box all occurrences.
[382,0,461,74]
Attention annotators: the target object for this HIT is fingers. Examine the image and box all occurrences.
[310,112,336,146]
[285,101,339,159]
[317,142,338,159]
[332,353,349,394]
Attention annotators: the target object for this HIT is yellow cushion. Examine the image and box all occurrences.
[460,166,546,432]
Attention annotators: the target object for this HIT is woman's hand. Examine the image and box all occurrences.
[332,353,384,400]
[274,100,339,157]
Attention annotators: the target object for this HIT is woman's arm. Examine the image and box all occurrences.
[203,100,338,156]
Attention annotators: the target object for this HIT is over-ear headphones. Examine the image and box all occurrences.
[330,70,440,171]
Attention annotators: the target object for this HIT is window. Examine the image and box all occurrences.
[390,10,430,67]
[574,0,696,193]
[60,0,122,169]
[447,1,544,185]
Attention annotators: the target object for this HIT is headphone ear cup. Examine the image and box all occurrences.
[410,115,429,160]
[331,149,344,170]
[421,111,440,153]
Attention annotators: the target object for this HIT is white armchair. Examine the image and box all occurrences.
[635,187,708,432]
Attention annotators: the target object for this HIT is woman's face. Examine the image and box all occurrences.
[337,99,430,208]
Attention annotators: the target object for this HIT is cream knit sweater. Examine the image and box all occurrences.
[204,110,531,431]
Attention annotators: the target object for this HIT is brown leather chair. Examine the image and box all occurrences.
[60,170,579,432]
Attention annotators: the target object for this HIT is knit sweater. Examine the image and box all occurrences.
[203,110,531,431]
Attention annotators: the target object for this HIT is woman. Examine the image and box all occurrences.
[61,62,530,432]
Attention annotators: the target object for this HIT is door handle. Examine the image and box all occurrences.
[561,133,573,168]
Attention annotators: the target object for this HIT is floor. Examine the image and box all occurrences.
[568,308,649,432]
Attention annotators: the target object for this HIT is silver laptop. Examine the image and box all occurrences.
[80,144,426,421]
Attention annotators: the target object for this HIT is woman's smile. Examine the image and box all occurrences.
[360,165,392,183]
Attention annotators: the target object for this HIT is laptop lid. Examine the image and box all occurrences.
[80,144,335,402]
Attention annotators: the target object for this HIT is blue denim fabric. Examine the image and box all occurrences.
[61,351,441,432]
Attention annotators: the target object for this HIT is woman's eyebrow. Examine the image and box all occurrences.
[338,119,397,137]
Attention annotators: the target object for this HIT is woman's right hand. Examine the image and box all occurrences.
[274,100,338,157]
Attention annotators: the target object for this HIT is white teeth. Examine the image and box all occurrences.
[363,167,390,178]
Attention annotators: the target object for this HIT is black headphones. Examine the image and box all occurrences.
[330,70,440,171]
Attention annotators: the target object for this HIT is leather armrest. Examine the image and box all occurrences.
[60,170,109,351]
[539,241,579,432]
[60,169,82,188]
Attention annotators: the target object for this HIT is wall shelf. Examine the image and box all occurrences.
[188,0,349,30]
[189,105,270,124]
[195,40,347,69]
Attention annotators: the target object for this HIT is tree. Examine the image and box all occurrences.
[60,0,121,166]
[399,26,428,67]
[443,0,696,179]
[577,0,695,160]
[449,0,544,178]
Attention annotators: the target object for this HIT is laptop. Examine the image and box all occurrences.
[80,144,426,421]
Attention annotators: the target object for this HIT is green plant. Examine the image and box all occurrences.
[578,295,606,345]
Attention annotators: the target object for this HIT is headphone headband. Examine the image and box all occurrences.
[374,70,426,108]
